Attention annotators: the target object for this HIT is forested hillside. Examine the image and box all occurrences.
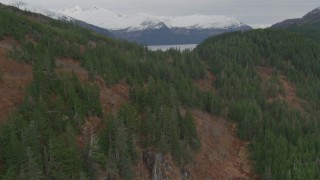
[197,29,320,179]
[0,4,219,179]
[0,3,320,180]
[271,7,320,43]
[272,22,320,44]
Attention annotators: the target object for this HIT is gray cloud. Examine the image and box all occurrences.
[3,0,320,27]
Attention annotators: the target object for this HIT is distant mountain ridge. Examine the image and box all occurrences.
[271,7,320,43]
[1,1,251,45]
[1,1,113,37]
[272,7,320,28]
[57,5,252,45]
[3,0,71,21]
[57,5,248,31]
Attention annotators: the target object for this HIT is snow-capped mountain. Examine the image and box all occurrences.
[0,1,113,37]
[2,0,71,20]
[0,1,251,45]
[56,6,166,31]
[57,5,249,32]
[159,14,245,29]
[57,5,251,45]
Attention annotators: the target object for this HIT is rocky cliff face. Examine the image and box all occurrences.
[141,149,182,180]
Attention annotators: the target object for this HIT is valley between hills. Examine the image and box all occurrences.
[0,3,320,180]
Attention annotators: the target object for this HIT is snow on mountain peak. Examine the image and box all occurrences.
[0,1,248,32]
[1,0,71,20]
[159,14,243,29]
[58,5,84,17]
[57,6,247,31]
[57,6,164,31]
[62,5,82,14]
[73,5,82,11]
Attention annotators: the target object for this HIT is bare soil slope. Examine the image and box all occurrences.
[55,58,130,153]
[258,67,302,110]
[0,38,257,179]
[188,109,256,179]
[192,64,256,179]
[194,70,216,92]
[56,58,129,114]
[0,38,32,121]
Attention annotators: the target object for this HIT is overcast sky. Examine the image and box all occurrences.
[4,0,320,28]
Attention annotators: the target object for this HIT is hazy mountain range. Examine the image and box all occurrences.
[57,5,247,31]
[3,1,252,45]
[56,5,252,45]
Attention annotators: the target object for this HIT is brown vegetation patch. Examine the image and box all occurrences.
[77,116,103,150]
[99,82,129,114]
[279,75,302,110]
[55,58,130,147]
[257,66,273,80]
[88,41,97,48]
[0,37,19,50]
[194,60,217,93]
[134,158,151,180]
[26,14,50,24]
[187,109,256,179]
[55,58,106,88]
[55,58,129,114]
[193,70,216,92]
[56,58,88,81]
[25,34,38,45]
[0,43,32,121]
[257,67,302,110]
[80,45,86,54]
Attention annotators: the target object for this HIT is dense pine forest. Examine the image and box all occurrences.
[287,25,320,43]
[0,4,216,179]
[197,30,320,179]
[0,3,320,180]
